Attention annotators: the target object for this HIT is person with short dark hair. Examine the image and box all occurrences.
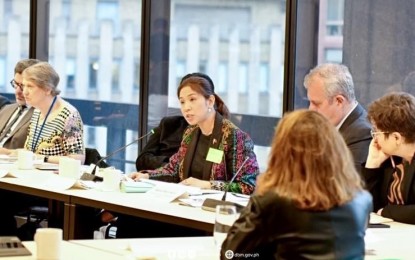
[0,59,42,237]
[364,92,415,224]
[221,110,372,259]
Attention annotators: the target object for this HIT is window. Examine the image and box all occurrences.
[326,0,344,36]
[157,0,285,170]
[47,0,141,171]
[259,63,269,93]
[97,0,120,36]
[0,1,30,94]
[294,0,415,111]
[325,48,342,63]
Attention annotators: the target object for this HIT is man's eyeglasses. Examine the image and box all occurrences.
[10,80,24,91]
[370,129,388,138]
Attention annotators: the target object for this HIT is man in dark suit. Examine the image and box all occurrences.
[304,63,372,173]
[0,59,40,237]
[0,59,40,149]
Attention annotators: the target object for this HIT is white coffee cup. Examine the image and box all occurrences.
[101,168,121,191]
[59,157,81,179]
[17,149,34,170]
[34,228,62,260]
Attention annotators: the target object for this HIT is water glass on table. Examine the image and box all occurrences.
[214,205,238,250]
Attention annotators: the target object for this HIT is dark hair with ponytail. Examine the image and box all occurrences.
[178,73,230,119]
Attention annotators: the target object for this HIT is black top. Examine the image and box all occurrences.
[363,156,415,224]
[221,190,372,260]
[338,104,372,173]
[189,133,210,180]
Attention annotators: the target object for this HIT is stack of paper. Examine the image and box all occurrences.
[369,213,394,224]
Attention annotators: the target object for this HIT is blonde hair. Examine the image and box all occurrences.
[257,110,363,210]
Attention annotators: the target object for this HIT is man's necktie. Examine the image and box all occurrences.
[0,105,26,141]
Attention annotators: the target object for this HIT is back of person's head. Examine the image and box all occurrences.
[14,59,42,74]
[368,92,415,143]
[257,109,363,210]
[22,62,61,96]
[304,63,356,102]
[178,73,230,118]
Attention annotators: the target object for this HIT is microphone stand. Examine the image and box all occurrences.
[81,129,154,181]
[201,156,250,212]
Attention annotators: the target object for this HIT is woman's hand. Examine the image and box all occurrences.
[129,171,150,181]
[0,148,13,155]
[365,139,389,168]
[180,177,211,189]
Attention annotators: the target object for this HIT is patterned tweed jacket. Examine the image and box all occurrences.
[144,113,259,195]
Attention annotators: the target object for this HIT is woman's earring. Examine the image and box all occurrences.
[208,107,212,113]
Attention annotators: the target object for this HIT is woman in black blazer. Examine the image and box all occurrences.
[363,92,415,224]
[221,110,372,260]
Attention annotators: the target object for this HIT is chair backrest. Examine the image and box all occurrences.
[85,148,110,168]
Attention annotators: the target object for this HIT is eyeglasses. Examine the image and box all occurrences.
[370,129,388,138]
[10,80,24,91]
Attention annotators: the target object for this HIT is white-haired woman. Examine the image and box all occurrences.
[0,62,85,164]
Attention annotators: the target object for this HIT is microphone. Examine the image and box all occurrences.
[81,129,155,181]
[201,156,250,212]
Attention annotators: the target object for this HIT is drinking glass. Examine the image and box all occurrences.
[213,205,238,250]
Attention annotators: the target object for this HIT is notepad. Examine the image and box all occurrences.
[0,236,31,257]
[120,181,155,193]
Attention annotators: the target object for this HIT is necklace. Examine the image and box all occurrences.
[31,96,57,152]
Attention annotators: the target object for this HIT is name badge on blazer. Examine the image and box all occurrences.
[206,148,224,164]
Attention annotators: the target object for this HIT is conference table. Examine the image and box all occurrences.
[365,220,415,259]
[18,240,122,260]
[0,168,75,239]
[0,165,219,240]
[71,228,415,260]
[16,224,415,260]
[2,164,415,259]
[65,187,217,238]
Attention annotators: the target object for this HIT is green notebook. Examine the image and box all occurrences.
[120,181,155,193]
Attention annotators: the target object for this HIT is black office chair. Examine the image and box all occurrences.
[85,148,110,168]
[16,206,48,241]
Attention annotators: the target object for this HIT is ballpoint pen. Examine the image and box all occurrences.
[189,192,219,196]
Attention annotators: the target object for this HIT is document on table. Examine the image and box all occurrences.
[179,191,250,208]
[369,212,393,224]
[0,155,17,164]
[34,162,59,170]
[0,169,17,178]
[142,179,205,203]
[43,175,98,190]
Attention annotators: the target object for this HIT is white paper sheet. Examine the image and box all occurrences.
[369,213,394,224]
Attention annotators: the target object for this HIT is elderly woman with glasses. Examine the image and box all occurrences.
[364,92,415,224]
[0,62,85,164]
